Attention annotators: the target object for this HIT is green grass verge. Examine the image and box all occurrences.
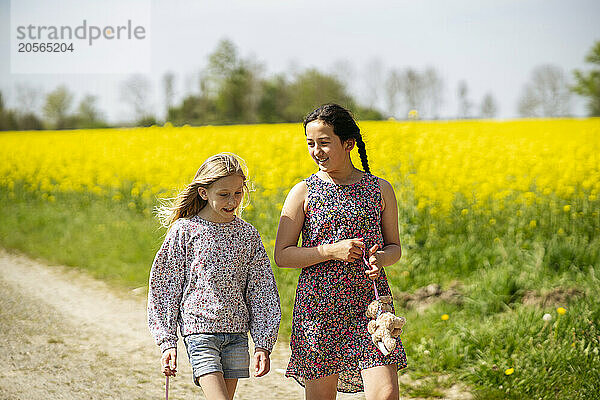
[0,187,158,285]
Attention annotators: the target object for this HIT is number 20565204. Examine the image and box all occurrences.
[18,42,74,52]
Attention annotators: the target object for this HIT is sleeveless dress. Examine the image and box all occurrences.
[285,172,408,393]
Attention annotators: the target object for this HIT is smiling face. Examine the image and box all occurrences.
[197,174,244,223]
[305,119,355,173]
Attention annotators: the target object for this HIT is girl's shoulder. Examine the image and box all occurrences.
[174,215,203,231]
[236,217,259,235]
[357,172,391,191]
[293,178,309,192]
[374,175,394,193]
[166,216,190,234]
[304,173,318,183]
[161,217,192,245]
[236,218,270,248]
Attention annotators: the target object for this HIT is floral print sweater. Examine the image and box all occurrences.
[148,215,281,353]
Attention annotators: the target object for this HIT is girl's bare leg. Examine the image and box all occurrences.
[305,373,338,400]
[198,372,238,400]
[361,364,399,400]
[224,378,238,400]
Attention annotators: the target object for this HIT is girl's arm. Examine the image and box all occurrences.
[365,178,402,278]
[274,181,365,268]
[245,228,281,356]
[147,220,187,353]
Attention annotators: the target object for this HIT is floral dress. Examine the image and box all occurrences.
[285,172,407,393]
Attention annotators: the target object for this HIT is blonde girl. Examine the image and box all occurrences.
[148,153,281,400]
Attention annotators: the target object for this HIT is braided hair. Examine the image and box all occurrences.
[303,103,370,173]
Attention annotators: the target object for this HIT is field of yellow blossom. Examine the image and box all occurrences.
[1,119,599,398]
[2,119,599,214]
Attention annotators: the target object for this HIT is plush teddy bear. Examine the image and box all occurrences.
[365,295,406,355]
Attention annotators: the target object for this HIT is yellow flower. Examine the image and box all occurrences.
[529,220,537,228]
[441,314,449,321]
[489,218,496,225]
[557,307,566,315]
[461,209,469,216]
[563,205,571,212]
[505,368,514,375]
[557,228,565,235]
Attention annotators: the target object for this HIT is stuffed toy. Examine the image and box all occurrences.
[365,295,406,355]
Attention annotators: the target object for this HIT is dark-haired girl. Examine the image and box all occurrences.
[274,104,407,399]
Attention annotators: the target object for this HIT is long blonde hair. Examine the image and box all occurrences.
[156,152,251,229]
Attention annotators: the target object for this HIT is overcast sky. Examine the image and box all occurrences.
[1,0,599,122]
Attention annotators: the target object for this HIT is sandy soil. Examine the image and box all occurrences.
[0,249,471,400]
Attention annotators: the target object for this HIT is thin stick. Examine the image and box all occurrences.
[372,280,379,299]
[362,247,379,300]
[165,375,169,400]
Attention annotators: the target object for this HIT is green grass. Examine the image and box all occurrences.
[1,182,599,398]
[0,186,158,286]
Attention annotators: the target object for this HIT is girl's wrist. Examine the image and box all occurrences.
[318,244,331,260]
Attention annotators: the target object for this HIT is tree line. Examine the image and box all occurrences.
[1,40,598,131]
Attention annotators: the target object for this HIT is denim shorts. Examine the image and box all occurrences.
[183,333,250,384]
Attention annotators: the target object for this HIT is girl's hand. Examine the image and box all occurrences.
[327,238,365,262]
[365,244,382,280]
[253,348,271,377]
[161,348,177,377]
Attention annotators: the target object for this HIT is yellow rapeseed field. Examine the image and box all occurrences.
[1,119,599,217]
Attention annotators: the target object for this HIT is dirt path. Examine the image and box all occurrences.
[0,250,470,400]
